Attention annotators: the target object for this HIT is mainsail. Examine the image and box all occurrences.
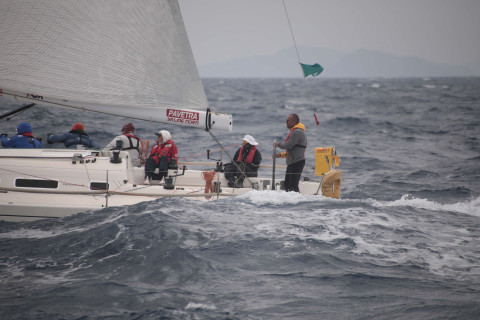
[0,0,232,131]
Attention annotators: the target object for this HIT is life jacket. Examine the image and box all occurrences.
[237,145,257,164]
[284,123,306,146]
[65,130,90,148]
[123,134,140,152]
[282,123,307,157]
[151,140,175,161]
[21,132,39,148]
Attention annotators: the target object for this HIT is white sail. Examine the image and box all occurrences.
[0,0,232,131]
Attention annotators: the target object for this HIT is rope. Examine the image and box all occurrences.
[282,0,301,66]
[141,140,240,162]
[282,0,320,126]
[205,129,255,187]
[178,143,240,161]
[0,166,96,191]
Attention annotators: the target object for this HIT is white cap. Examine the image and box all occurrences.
[242,134,258,145]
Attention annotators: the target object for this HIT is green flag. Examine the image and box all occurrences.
[300,63,324,77]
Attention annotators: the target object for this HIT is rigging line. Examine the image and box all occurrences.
[283,0,321,128]
[0,166,93,191]
[282,0,301,65]
[177,143,241,161]
[205,129,254,187]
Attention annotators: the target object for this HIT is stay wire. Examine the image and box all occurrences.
[282,0,303,76]
[283,0,320,129]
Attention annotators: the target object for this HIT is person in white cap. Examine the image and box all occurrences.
[224,135,262,188]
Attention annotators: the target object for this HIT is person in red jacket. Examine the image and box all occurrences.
[144,130,178,184]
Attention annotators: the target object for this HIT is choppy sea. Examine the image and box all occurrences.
[1,78,480,319]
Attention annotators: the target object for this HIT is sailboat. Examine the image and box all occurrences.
[0,0,341,222]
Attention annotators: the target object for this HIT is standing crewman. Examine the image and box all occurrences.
[275,113,307,192]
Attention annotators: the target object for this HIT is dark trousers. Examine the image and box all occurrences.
[145,156,169,180]
[284,159,305,192]
[224,162,257,183]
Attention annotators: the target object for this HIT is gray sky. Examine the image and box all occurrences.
[179,0,480,66]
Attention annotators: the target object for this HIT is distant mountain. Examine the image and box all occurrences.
[198,47,480,78]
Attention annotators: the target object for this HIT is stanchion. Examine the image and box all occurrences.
[272,141,276,190]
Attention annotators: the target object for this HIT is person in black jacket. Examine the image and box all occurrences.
[224,135,262,188]
[47,123,100,149]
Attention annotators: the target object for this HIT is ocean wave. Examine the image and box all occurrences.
[368,194,480,217]
[232,190,331,206]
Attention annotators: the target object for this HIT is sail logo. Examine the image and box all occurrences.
[26,93,43,100]
[166,109,199,125]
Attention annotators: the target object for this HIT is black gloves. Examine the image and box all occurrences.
[169,158,178,169]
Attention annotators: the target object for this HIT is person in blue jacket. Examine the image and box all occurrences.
[47,123,100,149]
[1,122,42,148]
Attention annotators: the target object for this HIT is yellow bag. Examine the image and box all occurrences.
[315,147,340,176]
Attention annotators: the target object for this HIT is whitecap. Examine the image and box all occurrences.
[369,194,480,216]
[185,302,217,310]
[235,189,330,206]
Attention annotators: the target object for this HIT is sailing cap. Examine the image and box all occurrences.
[242,134,258,146]
[71,123,84,132]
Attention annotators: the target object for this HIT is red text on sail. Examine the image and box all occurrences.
[166,109,199,125]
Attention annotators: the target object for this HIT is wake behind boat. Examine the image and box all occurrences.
[0,0,342,221]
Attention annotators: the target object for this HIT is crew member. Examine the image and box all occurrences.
[275,113,307,192]
[225,134,262,188]
[47,123,100,149]
[144,130,178,184]
[1,122,41,148]
[104,123,141,166]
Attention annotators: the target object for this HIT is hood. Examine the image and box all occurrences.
[17,122,33,135]
[292,122,306,131]
[158,130,171,142]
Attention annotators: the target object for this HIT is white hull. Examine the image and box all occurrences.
[0,149,324,221]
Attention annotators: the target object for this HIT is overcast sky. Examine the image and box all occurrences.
[179,0,480,66]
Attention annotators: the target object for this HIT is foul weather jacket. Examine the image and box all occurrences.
[1,122,41,148]
[277,123,307,165]
[149,139,178,164]
[233,144,262,172]
[47,130,100,149]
